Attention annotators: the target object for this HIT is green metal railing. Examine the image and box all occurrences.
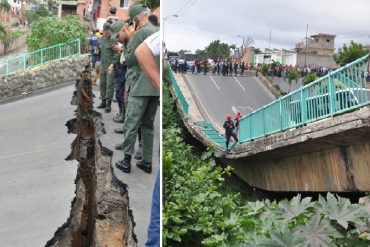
[167,63,190,117]
[0,39,81,77]
[239,54,370,143]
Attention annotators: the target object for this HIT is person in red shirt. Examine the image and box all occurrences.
[234,112,242,134]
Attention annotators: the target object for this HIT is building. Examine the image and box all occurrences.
[240,47,255,64]
[58,1,78,17]
[0,0,24,23]
[295,33,336,56]
[75,0,138,22]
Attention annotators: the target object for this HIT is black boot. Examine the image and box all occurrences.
[136,160,152,174]
[115,143,123,150]
[114,128,124,134]
[116,154,131,173]
[113,107,124,123]
[134,142,143,160]
[105,100,111,113]
[97,99,106,108]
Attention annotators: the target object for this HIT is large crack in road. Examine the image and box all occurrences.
[45,64,136,246]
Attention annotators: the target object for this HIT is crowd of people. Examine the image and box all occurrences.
[172,57,247,76]
[171,55,337,80]
[88,4,160,246]
[263,63,334,78]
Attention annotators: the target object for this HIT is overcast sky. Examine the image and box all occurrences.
[163,0,370,53]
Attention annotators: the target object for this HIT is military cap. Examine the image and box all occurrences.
[103,22,112,32]
[111,20,124,38]
[109,5,117,14]
[129,4,147,18]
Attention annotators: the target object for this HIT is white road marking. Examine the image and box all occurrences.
[210,76,220,90]
[185,74,222,130]
[233,77,246,92]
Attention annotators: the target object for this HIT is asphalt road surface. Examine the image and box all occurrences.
[183,74,275,130]
[0,84,158,247]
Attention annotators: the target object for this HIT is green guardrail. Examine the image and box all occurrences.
[167,63,190,117]
[0,39,81,77]
[195,121,227,149]
[239,54,370,143]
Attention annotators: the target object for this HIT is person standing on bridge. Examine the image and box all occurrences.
[234,112,242,134]
[234,60,239,76]
[89,30,100,69]
[97,22,120,113]
[111,20,128,124]
[203,59,208,75]
[115,4,159,174]
[240,61,245,76]
[223,114,238,151]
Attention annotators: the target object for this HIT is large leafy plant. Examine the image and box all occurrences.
[26,15,87,51]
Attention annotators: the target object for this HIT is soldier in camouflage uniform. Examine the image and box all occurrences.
[96,22,120,113]
[116,4,159,174]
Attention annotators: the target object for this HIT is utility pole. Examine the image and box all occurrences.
[269,29,271,50]
[238,35,245,58]
[304,24,308,67]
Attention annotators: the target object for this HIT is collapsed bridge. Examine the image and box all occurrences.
[168,54,370,192]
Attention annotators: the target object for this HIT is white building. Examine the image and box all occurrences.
[9,0,22,16]
[254,49,297,65]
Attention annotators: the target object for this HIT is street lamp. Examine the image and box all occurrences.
[164,14,178,21]
[163,14,178,43]
[238,35,245,58]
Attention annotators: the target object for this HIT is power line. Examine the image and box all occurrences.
[176,0,197,17]
[175,0,193,15]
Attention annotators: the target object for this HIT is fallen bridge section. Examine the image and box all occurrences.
[226,106,370,192]
[45,64,136,246]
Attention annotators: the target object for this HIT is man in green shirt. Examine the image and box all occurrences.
[116,4,159,174]
[97,22,120,113]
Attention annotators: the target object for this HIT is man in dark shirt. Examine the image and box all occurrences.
[223,114,238,150]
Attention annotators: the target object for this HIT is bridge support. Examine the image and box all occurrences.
[226,106,370,192]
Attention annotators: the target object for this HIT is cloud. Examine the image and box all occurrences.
[163,0,370,52]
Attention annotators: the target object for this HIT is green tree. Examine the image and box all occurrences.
[24,10,40,23]
[334,41,368,66]
[27,15,87,51]
[195,49,207,61]
[271,60,281,69]
[0,23,10,53]
[261,63,269,76]
[178,49,190,58]
[206,40,230,60]
[139,0,160,9]
[285,68,299,92]
[0,0,11,11]
[303,72,318,85]
[35,4,50,17]
[47,0,58,15]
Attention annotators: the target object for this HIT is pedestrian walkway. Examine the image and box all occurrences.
[0,84,158,247]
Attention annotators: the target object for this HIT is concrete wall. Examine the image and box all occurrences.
[296,53,337,68]
[0,54,89,100]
